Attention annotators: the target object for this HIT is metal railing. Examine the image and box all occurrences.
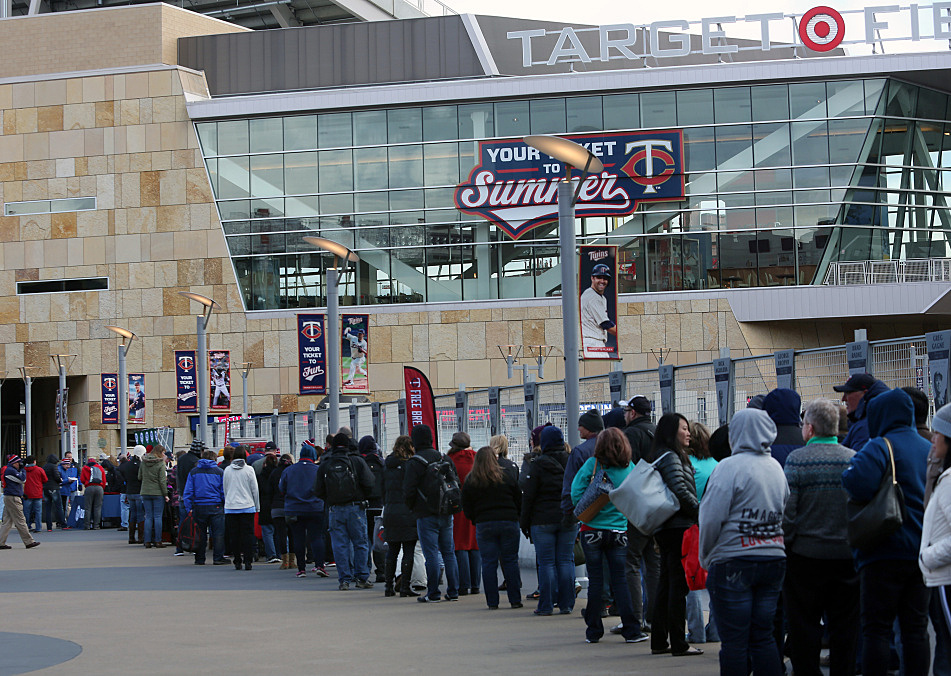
[824,258,951,284]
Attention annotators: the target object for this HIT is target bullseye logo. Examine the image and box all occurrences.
[799,6,845,51]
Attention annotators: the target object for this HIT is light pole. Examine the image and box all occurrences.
[18,366,35,457]
[524,135,603,448]
[302,236,359,436]
[105,326,136,455]
[239,361,252,422]
[178,292,220,447]
[50,354,76,458]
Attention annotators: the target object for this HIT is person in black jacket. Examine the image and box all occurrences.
[381,435,418,597]
[521,425,574,616]
[359,435,386,583]
[403,424,461,603]
[462,446,523,610]
[314,432,375,591]
[649,413,702,657]
[270,454,295,569]
[41,454,65,531]
[258,453,280,564]
[119,447,144,544]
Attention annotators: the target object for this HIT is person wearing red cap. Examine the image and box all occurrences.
[0,455,40,549]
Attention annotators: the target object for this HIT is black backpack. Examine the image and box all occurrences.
[323,455,359,505]
[414,454,462,516]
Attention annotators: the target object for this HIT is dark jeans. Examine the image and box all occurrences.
[455,549,482,592]
[931,586,951,676]
[651,527,690,653]
[626,526,660,627]
[416,514,459,600]
[707,557,786,676]
[366,507,384,577]
[784,552,859,676]
[859,559,931,676]
[532,522,579,614]
[385,539,417,592]
[43,489,65,530]
[580,528,639,643]
[290,512,326,573]
[225,513,256,566]
[476,520,521,608]
[193,504,225,564]
[273,516,292,556]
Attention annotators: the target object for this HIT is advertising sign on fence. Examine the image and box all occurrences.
[578,245,619,360]
[658,364,674,415]
[403,366,437,447]
[341,314,370,394]
[101,374,119,425]
[175,350,198,413]
[847,340,869,376]
[927,330,951,408]
[298,314,327,395]
[128,374,146,424]
[714,357,734,427]
[774,349,795,391]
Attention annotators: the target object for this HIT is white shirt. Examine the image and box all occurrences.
[580,287,610,344]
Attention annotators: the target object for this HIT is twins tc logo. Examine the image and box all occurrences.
[409,377,422,388]
[102,377,117,390]
[177,355,194,371]
[301,321,323,342]
[621,140,677,195]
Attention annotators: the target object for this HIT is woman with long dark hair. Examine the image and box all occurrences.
[461,446,523,610]
[270,454,295,569]
[382,435,419,597]
[570,427,644,643]
[650,413,702,657]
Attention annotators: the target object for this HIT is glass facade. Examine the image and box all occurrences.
[196,78,951,311]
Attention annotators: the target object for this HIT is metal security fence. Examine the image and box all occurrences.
[231,333,939,457]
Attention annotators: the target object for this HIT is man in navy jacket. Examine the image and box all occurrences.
[0,455,40,549]
[182,450,226,565]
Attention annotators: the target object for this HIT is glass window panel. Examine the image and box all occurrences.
[683,126,716,173]
[318,113,352,148]
[751,85,789,122]
[794,166,831,189]
[458,103,494,139]
[752,123,790,167]
[918,87,949,121]
[828,117,873,165]
[196,122,218,156]
[249,155,284,197]
[530,99,566,134]
[603,93,639,130]
[423,143,459,186]
[425,187,456,209]
[251,201,284,220]
[884,80,918,118]
[318,150,353,192]
[754,168,791,192]
[714,87,752,124]
[864,79,887,115]
[223,220,250,235]
[284,152,318,195]
[789,82,827,119]
[566,96,603,132]
[218,120,249,155]
[205,158,218,198]
[791,121,830,165]
[285,195,319,218]
[715,125,753,168]
[717,170,754,195]
[423,106,458,142]
[388,108,422,144]
[355,191,388,214]
[50,197,96,212]
[389,189,424,211]
[284,116,318,151]
[320,194,353,218]
[250,118,283,153]
[825,80,867,117]
[354,148,388,190]
[353,110,387,146]
[755,188,792,207]
[227,235,251,256]
[217,156,250,199]
[251,232,286,254]
[641,91,676,128]
[388,145,423,189]
[219,200,251,220]
[677,90,713,127]
[495,101,530,137]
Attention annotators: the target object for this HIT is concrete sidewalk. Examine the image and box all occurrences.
[0,528,722,675]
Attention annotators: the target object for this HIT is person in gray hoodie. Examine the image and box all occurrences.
[699,408,789,676]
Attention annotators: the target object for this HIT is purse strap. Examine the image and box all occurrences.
[589,459,600,484]
[883,437,897,486]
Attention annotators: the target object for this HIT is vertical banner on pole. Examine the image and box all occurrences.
[69,421,78,456]
[403,367,437,447]
[578,245,619,360]
[371,402,381,441]
[298,314,327,395]
[927,330,951,409]
[846,340,870,376]
[658,364,674,415]
[488,386,500,437]
[349,405,358,437]
[175,350,198,413]
[341,314,370,394]
[101,374,119,424]
[774,349,795,391]
[608,370,625,405]
[523,381,538,435]
[714,357,735,427]
[209,350,231,411]
[455,390,468,434]
[397,398,407,435]
[128,374,146,424]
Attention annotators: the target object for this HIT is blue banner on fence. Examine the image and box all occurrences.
[101,373,119,425]
[176,350,198,413]
[298,314,327,395]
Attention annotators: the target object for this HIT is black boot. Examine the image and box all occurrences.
[384,551,397,597]
[399,553,418,597]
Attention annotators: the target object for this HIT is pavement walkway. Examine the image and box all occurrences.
[0,528,723,675]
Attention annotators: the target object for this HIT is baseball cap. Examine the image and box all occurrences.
[591,263,611,278]
[264,441,278,451]
[833,373,876,393]
[624,396,652,415]
[98,452,109,460]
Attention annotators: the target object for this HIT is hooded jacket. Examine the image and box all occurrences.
[278,457,324,516]
[841,388,930,568]
[699,409,790,569]
[358,436,385,507]
[138,455,167,497]
[841,378,890,451]
[223,458,260,512]
[176,449,200,496]
[448,446,478,549]
[382,453,418,542]
[314,446,375,507]
[763,388,804,467]
[24,463,48,499]
[521,446,569,530]
[402,443,451,518]
[42,455,63,493]
[181,458,224,511]
[623,415,656,465]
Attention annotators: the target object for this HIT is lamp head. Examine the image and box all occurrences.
[178,291,220,310]
[105,325,135,341]
[303,236,360,267]
[525,135,604,174]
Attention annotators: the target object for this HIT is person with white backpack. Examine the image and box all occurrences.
[80,456,107,530]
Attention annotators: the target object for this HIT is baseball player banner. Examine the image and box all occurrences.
[175,350,198,413]
[578,245,619,360]
[927,330,951,409]
[298,313,327,395]
[209,350,231,411]
[403,366,438,448]
[101,373,119,425]
[128,374,146,424]
[342,314,370,395]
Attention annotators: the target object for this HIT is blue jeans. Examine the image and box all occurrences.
[120,494,129,528]
[127,494,144,529]
[23,498,41,532]
[707,557,786,676]
[932,586,951,676]
[261,523,277,560]
[43,489,64,530]
[328,504,369,584]
[417,514,459,600]
[141,495,164,543]
[532,522,579,614]
[193,504,225,563]
[580,528,640,642]
[476,521,521,608]
[455,549,482,592]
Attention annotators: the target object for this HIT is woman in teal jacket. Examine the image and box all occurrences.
[571,427,643,644]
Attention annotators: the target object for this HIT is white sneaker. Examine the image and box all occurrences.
[173,551,185,557]
[267,557,281,564]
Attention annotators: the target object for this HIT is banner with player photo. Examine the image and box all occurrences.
[101,374,119,425]
[175,350,198,413]
[927,330,951,409]
[209,350,231,411]
[298,314,327,395]
[128,374,146,424]
[578,245,619,360]
[342,314,370,395]
[403,366,438,448]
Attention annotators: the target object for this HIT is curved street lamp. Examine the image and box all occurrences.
[303,236,360,435]
[105,325,137,455]
[524,135,603,448]
[179,291,219,446]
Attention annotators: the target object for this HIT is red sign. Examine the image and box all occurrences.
[403,366,438,448]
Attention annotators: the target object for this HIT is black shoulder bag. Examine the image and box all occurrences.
[846,438,907,550]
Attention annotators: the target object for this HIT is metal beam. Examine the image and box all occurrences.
[269,2,302,26]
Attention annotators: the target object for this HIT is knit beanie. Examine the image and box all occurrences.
[450,432,471,451]
[411,424,433,450]
[132,445,147,458]
[539,425,565,452]
[933,403,951,439]
[578,409,604,433]
[300,440,317,460]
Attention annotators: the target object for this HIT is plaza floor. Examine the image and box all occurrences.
[0,528,722,675]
